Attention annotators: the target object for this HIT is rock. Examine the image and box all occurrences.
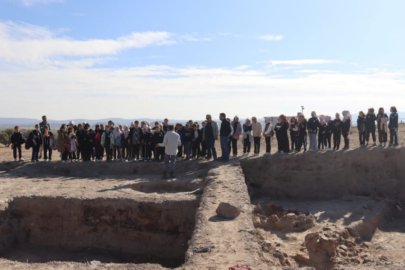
[339,245,348,251]
[90,260,101,266]
[216,202,241,219]
[293,253,311,264]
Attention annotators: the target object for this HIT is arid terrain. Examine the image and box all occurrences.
[0,126,405,270]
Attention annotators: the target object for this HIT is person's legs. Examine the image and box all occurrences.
[205,139,212,159]
[170,155,176,174]
[210,138,217,159]
[49,148,53,161]
[13,146,17,160]
[371,129,376,143]
[220,136,229,160]
[265,136,271,154]
[232,138,238,156]
[389,128,394,145]
[254,137,260,154]
[185,142,191,159]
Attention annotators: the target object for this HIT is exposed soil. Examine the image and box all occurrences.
[0,127,404,269]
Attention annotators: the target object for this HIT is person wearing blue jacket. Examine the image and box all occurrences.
[389,106,399,146]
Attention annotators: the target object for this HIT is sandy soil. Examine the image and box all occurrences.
[0,126,404,270]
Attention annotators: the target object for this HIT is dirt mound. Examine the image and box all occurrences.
[242,148,405,201]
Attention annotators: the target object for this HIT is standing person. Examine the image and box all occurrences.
[275,115,290,154]
[94,125,103,162]
[57,124,70,163]
[389,106,399,146]
[10,126,24,161]
[200,121,207,158]
[101,126,114,162]
[42,126,55,161]
[252,117,262,155]
[39,115,51,159]
[191,123,201,159]
[297,113,307,152]
[121,125,130,161]
[82,128,92,162]
[68,127,78,161]
[307,111,319,152]
[357,111,367,147]
[163,119,169,133]
[318,115,326,150]
[263,117,274,156]
[175,123,185,161]
[76,124,84,160]
[376,108,389,147]
[365,108,377,146]
[333,113,342,150]
[143,127,153,162]
[153,126,165,161]
[230,116,242,157]
[183,124,193,160]
[202,114,219,161]
[129,121,143,162]
[28,124,42,162]
[324,116,333,151]
[289,117,299,152]
[113,126,122,161]
[219,113,231,162]
[341,111,352,150]
[243,118,253,156]
[156,125,182,179]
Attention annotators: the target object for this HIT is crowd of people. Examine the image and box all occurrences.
[9,107,400,168]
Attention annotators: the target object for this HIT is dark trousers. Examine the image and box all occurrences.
[342,131,350,149]
[77,146,81,160]
[333,131,341,150]
[359,131,366,145]
[95,145,103,160]
[31,145,40,161]
[366,129,376,143]
[61,150,68,161]
[121,145,130,159]
[290,135,297,151]
[69,151,77,160]
[230,138,238,156]
[205,137,217,159]
[82,147,92,161]
[13,145,22,159]
[43,145,52,160]
[105,147,112,161]
[378,126,388,143]
[318,133,325,149]
[113,145,121,159]
[177,145,183,158]
[243,137,251,153]
[390,127,398,145]
[192,142,200,158]
[253,137,260,154]
[144,144,152,160]
[155,147,165,161]
[325,133,332,148]
[201,141,206,157]
[265,136,271,153]
[131,144,140,160]
[297,134,307,152]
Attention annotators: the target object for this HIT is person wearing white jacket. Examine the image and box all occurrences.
[156,125,181,179]
[252,117,263,155]
[263,117,274,156]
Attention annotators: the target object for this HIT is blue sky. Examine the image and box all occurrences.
[0,0,404,120]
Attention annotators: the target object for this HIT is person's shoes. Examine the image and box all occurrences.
[170,172,176,178]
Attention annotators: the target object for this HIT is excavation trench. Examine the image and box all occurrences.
[0,196,200,268]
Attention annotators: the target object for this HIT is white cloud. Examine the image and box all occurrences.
[12,0,63,6]
[182,35,211,42]
[0,21,175,66]
[268,59,340,66]
[258,35,284,41]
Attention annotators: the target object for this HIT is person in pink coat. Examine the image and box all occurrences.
[230,116,242,157]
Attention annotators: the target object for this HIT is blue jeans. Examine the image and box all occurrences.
[220,136,230,160]
[205,137,217,159]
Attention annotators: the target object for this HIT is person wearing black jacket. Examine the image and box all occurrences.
[341,111,351,150]
[10,126,24,161]
[153,126,165,161]
[365,108,377,146]
[29,124,42,162]
[191,124,202,159]
[183,124,193,159]
[275,115,290,153]
[219,113,231,162]
[296,113,307,152]
[357,111,366,146]
[143,127,153,162]
[200,122,206,158]
[76,124,85,160]
[307,111,319,151]
[128,121,143,161]
[389,106,399,146]
[81,128,92,162]
[333,113,342,150]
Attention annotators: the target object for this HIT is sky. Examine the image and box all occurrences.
[0,0,405,120]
